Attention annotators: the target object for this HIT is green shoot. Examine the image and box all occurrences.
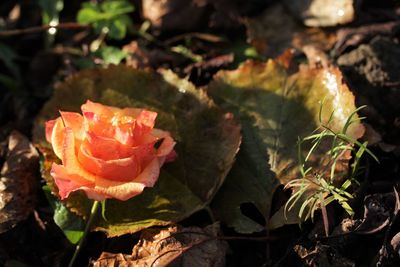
[284,104,377,236]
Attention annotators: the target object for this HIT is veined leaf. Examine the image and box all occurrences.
[33,65,241,237]
[208,58,363,232]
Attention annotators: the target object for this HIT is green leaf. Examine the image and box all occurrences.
[77,0,133,40]
[33,66,241,237]
[43,185,84,244]
[95,46,128,65]
[108,17,129,40]
[101,0,134,15]
[208,59,363,232]
[77,8,104,23]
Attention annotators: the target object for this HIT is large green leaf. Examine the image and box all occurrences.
[208,59,363,233]
[33,65,241,237]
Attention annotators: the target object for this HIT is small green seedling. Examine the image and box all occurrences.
[284,104,378,236]
[77,0,134,40]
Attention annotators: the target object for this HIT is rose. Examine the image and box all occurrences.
[45,100,176,201]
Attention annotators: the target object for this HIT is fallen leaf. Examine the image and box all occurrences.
[33,65,241,237]
[141,0,207,32]
[93,224,227,267]
[294,243,355,267]
[391,232,400,257]
[284,0,355,27]
[0,131,39,233]
[246,3,336,57]
[208,58,363,232]
[334,21,400,55]
[93,253,136,267]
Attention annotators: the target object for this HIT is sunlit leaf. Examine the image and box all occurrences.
[208,57,363,232]
[33,65,241,237]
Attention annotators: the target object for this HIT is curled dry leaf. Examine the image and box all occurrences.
[208,56,363,232]
[93,224,227,267]
[0,131,38,233]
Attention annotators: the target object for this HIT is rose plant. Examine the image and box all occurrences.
[34,66,241,238]
[45,100,176,201]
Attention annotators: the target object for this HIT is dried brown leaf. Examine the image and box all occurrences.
[284,0,355,27]
[246,3,336,57]
[93,224,227,267]
[0,131,38,233]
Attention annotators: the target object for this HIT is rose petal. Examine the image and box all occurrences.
[84,131,128,159]
[59,111,84,140]
[131,157,162,187]
[83,111,115,138]
[114,122,134,145]
[81,100,117,118]
[150,129,177,159]
[62,127,96,182]
[92,158,162,201]
[45,119,56,143]
[51,163,94,199]
[77,144,141,181]
[137,110,157,127]
[82,100,150,122]
[50,118,66,159]
[92,182,145,201]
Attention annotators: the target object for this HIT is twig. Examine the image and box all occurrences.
[0,22,89,37]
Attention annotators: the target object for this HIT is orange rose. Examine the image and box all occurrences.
[45,100,176,201]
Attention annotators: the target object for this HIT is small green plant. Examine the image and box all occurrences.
[77,0,134,40]
[284,104,378,236]
[73,0,133,68]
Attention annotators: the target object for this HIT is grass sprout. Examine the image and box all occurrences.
[284,104,378,236]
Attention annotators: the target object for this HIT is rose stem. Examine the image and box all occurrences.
[68,200,100,267]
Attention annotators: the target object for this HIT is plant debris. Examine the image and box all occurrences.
[93,224,227,267]
[0,131,38,233]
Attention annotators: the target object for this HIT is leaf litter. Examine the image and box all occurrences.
[1,0,400,266]
[93,223,227,267]
[0,131,38,233]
